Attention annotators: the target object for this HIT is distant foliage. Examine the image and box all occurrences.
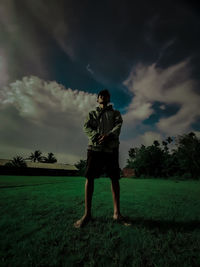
[5,156,27,168]
[75,159,87,176]
[126,132,200,179]
[41,152,57,163]
[27,150,57,163]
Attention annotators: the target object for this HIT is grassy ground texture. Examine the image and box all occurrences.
[0,175,200,267]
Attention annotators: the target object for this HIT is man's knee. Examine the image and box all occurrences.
[86,178,94,185]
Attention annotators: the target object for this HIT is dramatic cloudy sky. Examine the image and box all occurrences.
[0,0,200,167]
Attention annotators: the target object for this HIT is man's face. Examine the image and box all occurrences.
[97,94,110,104]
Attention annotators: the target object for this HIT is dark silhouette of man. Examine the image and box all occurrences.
[74,89,130,228]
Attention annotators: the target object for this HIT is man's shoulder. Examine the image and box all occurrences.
[112,109,121,116]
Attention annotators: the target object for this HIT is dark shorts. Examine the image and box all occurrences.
[84,148,121,180]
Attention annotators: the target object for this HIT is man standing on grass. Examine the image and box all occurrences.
[74,89,130,228]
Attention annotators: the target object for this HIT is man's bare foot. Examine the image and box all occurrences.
[74,215,92,228]
[113,214,132,226]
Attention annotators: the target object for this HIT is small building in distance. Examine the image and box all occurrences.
[0,159,78,176]
[122,167,135,178]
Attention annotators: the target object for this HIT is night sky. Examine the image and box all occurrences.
[0,0,200,167]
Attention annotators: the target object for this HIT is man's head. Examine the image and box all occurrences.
[97,89,110,105]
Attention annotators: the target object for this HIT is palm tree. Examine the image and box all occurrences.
[166,136,173,144]
[42,152,57,163]
[5,156,27,168]
[27,150,43,162]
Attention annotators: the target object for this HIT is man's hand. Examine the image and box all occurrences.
[97,134,110,144]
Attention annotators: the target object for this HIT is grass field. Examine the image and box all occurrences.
[0,175,200,267]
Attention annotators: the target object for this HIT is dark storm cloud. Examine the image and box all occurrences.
[1,0,200,88]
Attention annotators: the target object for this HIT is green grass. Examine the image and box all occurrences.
[0,175,200,267]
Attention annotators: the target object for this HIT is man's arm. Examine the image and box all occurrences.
[83,112,100,143]
[107,110,123,138]
[98,110,123,144]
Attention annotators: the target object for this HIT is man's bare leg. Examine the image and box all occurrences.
[111,179,131,225]
[74,178,94,228]
[111,179,121,219]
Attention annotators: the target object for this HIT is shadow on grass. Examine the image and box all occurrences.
[85,215,200,232]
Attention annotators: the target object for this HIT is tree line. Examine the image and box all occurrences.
[126,132,200,179]
[5,150,57,168]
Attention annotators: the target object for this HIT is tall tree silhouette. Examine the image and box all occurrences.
[27,150,43,162]
[42,152,57,163]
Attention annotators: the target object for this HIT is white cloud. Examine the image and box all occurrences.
[0,76,97,164]
[123,59,200,135]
